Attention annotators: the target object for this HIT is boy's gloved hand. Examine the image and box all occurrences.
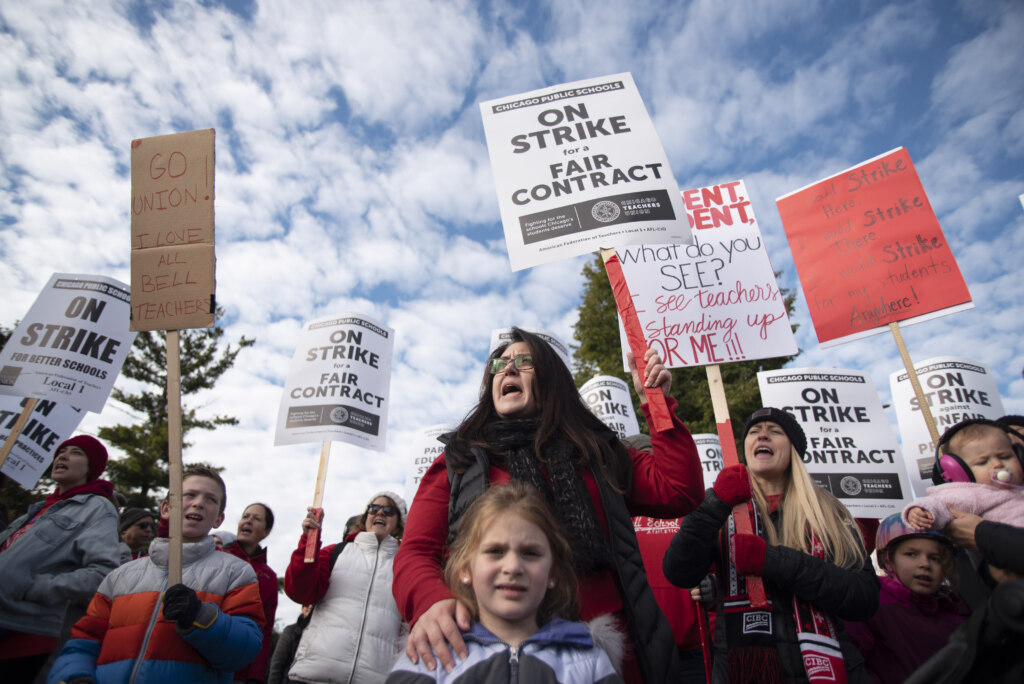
[713,464,752,507]
[732,533,767,576]
[162,583,202,629]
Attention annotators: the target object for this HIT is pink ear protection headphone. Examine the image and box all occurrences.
[932,419,1024,485]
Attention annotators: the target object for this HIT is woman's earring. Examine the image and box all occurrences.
[460,575,471,585]
[548,579,556,589]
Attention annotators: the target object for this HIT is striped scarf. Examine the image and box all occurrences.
[721,503,847,683]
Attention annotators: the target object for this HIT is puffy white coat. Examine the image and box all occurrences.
[288,531,404,684]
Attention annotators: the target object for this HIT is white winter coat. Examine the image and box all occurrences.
[288,531,404,684]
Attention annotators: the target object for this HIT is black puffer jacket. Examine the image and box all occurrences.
[663,489,879,683]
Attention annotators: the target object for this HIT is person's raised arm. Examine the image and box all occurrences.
[283,508,334,606]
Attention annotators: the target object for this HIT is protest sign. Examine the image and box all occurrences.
[889,356,1005,497]
[693,433,724,491]
[403,424,449,506]
[775,148,972,347]
[130,128,216,331]
[0,397,84,489]
[276,313,395,452]
[0,274,133,412]
[579,375,640,438]
[480,73,690,271]
[490,327,571,370]
[758,368,912,517]
[616,179,797,369]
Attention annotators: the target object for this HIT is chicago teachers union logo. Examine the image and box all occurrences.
[591,200,620,223]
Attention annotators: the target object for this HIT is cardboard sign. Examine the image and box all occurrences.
[490,327,571,370]
[0,274,134,412]
[403,424,449,506]
[693,433,724,490]
[757,368,913,517]
[776,148,972,346]
[616,180,797,368]
[275,314,394,451]
[130,129,216,331]
[889,356,1005,497]
[0,397,84,489]
[579,375,640,438]
[480,73,690,271]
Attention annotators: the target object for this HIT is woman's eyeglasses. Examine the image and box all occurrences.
[366,504,399,517]
[489,353,534,374]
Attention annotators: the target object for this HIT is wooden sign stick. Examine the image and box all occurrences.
[166,330,184,586]
[0,398,38,470]
[706,363,768,608]
[889,322,941,446]
[304,440,332,563]
[600,248,672,432]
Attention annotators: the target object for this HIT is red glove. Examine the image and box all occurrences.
[732,534,767,576]
[713,464,752,507]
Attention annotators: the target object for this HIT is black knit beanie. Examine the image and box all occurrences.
[743,407,807,456]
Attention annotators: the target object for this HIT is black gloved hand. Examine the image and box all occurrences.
[66,677,96,684]
[162,583,202,629]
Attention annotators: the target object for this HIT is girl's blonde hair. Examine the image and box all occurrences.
[749,446,867,570]
[444,482,578,625]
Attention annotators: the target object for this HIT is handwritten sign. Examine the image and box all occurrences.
[0,397,84,489]
[776,148,972,346]
[275,313,395,451]
[889,356,1004,497]
[757,368,912,517]
[615,180,797,368]
[403,424,449,506]
[130,129,215,331]
[0,274,134,412]
[480,73,690,271]
[579,375,640,438]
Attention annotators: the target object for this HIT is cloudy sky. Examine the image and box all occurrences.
[2,0,1022,626]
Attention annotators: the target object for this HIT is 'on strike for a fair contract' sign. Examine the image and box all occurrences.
[775,148,972,346]
[130,129,216,331]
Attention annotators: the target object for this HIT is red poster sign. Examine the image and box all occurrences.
[776,148,972,345]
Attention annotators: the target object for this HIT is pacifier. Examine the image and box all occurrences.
[990,469,1015,486]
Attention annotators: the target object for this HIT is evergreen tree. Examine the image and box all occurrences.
[99,311,253,509]
[572,253,798,456]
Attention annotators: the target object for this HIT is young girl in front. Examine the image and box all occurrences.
[387,482,624,683]
[844,514,965,684]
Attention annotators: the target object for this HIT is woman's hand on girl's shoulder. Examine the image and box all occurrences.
[406,598,471,674]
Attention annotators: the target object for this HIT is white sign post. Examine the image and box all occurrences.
[758,368,913,518]
[579,375,640,439]
[889,356,1005,497]
[403,424,449,507]
[693,433,724,491]
[480,73,691,271]
[275,313,395,561]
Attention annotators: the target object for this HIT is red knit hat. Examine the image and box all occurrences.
[56,435,108,481]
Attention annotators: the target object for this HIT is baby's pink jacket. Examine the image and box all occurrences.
[902,482,1024,531]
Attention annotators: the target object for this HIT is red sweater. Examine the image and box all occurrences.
[222,543,278,683]
[393,399,704,628]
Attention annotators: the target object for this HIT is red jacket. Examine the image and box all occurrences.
[393,399,703,628]
[223,543,278,683]
[633,516,703,651]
